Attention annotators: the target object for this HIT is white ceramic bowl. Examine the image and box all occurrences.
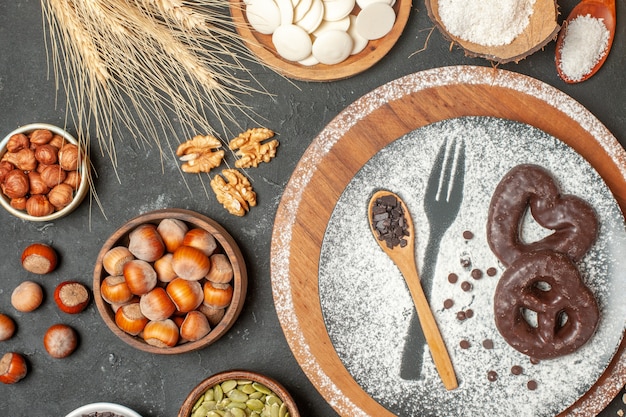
[64,402,142,417]
[0,123,89,221]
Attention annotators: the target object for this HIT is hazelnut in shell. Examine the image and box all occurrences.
[21,243,58,274]
[203,281,233,309]
[115,303,148,336]
[0,313,16,341]
[43,324,78,358]
[54,281,90,314]
[183,228,217,256]
[100,275,134,305]
[0,352,27,384]
[102,246,134,276]
[180,310,211,342]
[142,319,179,348]
[166,278,203,313]
[123,259,158,295]
[154,253,177,283]
[11,281,44,312]
[206,253,234,284]
[128,224,165,262]
[171,245,211,281]
[139,287,176,321]
[157,218,188,252]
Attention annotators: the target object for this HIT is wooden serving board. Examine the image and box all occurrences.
[270,66,626,416]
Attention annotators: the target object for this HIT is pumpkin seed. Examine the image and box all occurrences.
[192,394,205,412]
[241,383,257,395]
[191,404,211,417]
[207,411,225,417]
[270,403,280,417]
[266,395,281,406]
[245,398,265,412]
[278,403,287,417]
[227,388,249,403]
[252,382,272,395]
[221,379,238,393]
[248,391,264,400]
[204,389,215,402]
[214,384,224,402]
[229,408,246,417]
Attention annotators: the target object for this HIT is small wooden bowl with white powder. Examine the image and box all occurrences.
[229,0,412,81]
[426,0,560,63]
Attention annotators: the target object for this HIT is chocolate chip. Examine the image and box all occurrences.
[460,254,471,268]
[482,339,494,349]
[463,230,474,240]
[460,339,470,349]
[486,267,498,277]
[465,309,474,319]
[448,273,458,284]
[487,370,498,382]
[461,281,472,292]
[443,299,454,309]
[371,194,410,249]
[530,357,540,365]
[456,311,467,321]
[511,365,523,375]
[527,380,538,390]
[471,268,483,280]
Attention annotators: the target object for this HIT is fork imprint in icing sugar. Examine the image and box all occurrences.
[400,138,466,381]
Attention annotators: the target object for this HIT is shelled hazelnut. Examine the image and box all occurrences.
[0,128,83,217]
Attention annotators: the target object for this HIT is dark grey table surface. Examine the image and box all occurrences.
[1,1,625,416]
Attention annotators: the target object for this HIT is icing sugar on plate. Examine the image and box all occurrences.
[319,117,626,416]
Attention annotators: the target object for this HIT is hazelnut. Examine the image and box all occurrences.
[0,161,14,183]
[2,148,37,171]
[43,324,78,358]
[25,195,55,217]
[34,144,58,165]
[9,197,27,211]
[63,170,81,190]
[49,134,66,149]
[28,171,50,195]
[2,170,29,199]
[0,352,28,384]
[6,134,29,152]
[21,243,58,274]
[58,144,79,171]
[29,129,53,145]
[40,164,67,188]
[48,183,74,209]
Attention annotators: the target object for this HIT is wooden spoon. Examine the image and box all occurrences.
[555,0,616,83]
[368,190,458,390]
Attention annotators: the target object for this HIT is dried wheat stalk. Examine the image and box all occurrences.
[41,0,268,177]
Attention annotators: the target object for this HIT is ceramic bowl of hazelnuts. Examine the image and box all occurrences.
[0,123,89,221]
[93,208,248,354]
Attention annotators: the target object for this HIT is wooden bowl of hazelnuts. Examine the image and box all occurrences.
[93,208,248,354]
[0,123,89,221]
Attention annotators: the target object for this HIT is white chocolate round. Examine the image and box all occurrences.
[312,30,354,65]
[247,0,282,34]
[322,0,355,22]
[355,2,395,40]
[296,0,325,33]
[313,15,351,36]
[272,24,313,61]
[347,15,369,55]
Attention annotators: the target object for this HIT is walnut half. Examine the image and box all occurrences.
[176,134,225,173]
[210,169,257,216]
[229,128,278,169]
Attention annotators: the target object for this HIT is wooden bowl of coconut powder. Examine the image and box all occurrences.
[426,0,560,63]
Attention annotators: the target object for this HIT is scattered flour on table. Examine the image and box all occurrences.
[559,14,610,82]
[270,66,626,417]
[437,0,536,46]
[319,117,626,417]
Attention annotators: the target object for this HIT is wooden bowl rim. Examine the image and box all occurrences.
[93,208,248,355]
[228,0,413,82]
[177,370,300,417]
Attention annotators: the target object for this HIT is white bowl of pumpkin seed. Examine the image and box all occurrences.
[178,370,299,417]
